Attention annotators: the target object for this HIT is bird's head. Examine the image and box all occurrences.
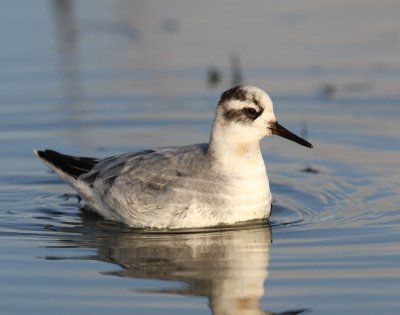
[214,85,312,148]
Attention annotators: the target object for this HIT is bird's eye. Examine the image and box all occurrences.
[243,107,259,119]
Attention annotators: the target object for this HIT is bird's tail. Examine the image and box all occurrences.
[34,149,99,180]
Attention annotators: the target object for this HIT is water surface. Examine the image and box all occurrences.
[1,1,400,314]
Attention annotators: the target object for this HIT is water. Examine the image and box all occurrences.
[1,1,400,314]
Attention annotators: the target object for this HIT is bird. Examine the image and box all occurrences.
[35,85,312,230]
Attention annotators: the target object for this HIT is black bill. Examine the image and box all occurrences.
[270,121,313,148]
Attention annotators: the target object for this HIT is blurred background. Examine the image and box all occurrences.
[1,0,399,151]
[1,1,400,315]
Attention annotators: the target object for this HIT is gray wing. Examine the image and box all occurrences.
[78,144,210,224]
[79,149,157,187]
[83,144,209,189]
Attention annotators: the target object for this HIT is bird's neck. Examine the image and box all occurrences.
[208,129,265,173]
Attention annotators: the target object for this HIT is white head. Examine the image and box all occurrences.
[211,85,313,148]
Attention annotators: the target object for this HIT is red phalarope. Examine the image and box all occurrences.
[35,85,312,229]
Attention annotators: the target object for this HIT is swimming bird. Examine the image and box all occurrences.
[35,85,312,230]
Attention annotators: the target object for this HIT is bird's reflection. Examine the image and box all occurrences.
[48,216,306,315]
[100,224,271,315]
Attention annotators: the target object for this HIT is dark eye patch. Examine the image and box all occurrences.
[223,107,263,123]
[243,107,261,120]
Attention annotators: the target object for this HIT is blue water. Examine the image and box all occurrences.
[1,1,400,314]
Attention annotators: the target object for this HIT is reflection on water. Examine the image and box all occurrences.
[52,0,84,103]
[48,220,305,315]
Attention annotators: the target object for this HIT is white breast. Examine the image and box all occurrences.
[222,162,272,223]
[172,151,272,229]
